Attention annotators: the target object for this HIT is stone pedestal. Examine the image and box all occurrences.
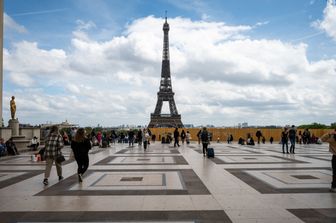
[11,135,30,150]
[8,119,30,151]
[8,119,19,136]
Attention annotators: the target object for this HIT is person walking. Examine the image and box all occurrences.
[137,129,143,146]
[71,128,91,183]
[180,130,186,144]
[197,129,202,144]
[143,129,150,150]
[173,128,180,147]
[201,127,209,157]
[281,127,289,154]
[288,125,297,154]
[256,129,262,144]
[128,129,135,147]
[43,125,64,186]
[321,129,336,192]
[186,130,191,144]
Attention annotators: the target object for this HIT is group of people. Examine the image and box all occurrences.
[172,128,191,147]
[0,137,20,156]
[280,125,297,154]
[43,125,91,185]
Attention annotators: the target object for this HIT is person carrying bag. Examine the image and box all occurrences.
[43,125,64,186]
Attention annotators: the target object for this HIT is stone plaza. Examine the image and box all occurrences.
[0,141,335,222]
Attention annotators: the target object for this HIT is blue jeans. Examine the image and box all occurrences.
[282,140,288,153]
[289,137,295,152]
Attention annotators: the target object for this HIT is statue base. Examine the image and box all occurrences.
[8,119,30,150]
[8,119,19,136]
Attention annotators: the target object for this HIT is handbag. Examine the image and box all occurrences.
[56,154,65,163]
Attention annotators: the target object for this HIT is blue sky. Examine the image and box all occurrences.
[3,0,336,127]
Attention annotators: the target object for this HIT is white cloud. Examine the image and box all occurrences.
[3,16,336,126]
[312,0,336,41]
[4,13,27,33]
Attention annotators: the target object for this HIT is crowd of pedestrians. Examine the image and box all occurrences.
[1,125,335,192]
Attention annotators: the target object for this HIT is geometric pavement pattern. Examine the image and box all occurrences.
[0,141,335,222]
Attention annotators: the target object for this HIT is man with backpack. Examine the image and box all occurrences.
[201,127,209,157]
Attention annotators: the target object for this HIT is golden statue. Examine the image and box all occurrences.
[10,96,16,119]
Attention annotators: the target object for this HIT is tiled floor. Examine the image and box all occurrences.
[0,142,335,222]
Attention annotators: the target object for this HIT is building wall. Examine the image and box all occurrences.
[0,128,12,141]
[20,128,41,140]
[0,127,41,142]
[148,128,332,142]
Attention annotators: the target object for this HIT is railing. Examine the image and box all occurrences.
[148,127,332,142]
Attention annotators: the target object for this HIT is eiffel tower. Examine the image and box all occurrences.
[148,16,183,128]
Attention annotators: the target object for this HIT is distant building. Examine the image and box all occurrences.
[40,120,78,129]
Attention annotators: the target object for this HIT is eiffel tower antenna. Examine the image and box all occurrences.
[148,15,183,128]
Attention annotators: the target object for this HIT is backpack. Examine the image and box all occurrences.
[201,131,208,141]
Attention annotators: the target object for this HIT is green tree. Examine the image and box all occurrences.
[298,123,328,129]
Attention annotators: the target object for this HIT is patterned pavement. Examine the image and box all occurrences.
[0,141,335,222]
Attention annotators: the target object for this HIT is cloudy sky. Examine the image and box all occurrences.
[3,0,336,127]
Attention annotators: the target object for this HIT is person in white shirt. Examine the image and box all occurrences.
[30,136,39,151]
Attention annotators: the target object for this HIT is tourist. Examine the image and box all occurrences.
[270,136,274,144]
[238,137,245,145]
[320,130,336,192]
[30,136,39,151]
[143,129,150,150]
[288,125,297,154]
[281,127,289,154]
[137,129,143,146]
[200,127,209,156]
[197,129,202,144]
[227,134,231,144]
[256,129,262,144]
[70,127,77,142]
[180,130,186,144]
[128,129,135,147]
[62,132,70,145]
[186,130,191,144]
[43,125,64,186]
[262,136,266,144]
[0,138,7,156]
[5,137,19,155]
[96,131,102,146]
[71,128,91,183]
[173,127,180,147]
[247,135,255,146]
[303,128,311,144]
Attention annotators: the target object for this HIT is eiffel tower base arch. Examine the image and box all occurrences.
[148,114,183,128]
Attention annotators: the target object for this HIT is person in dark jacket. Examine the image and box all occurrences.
[201,127,209,156]
[281,127,289,154]
[256,129,262,144]
[288,125,297,154]
[5,137,19,155]
[71,128,91,182]
[173,128,180,147]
